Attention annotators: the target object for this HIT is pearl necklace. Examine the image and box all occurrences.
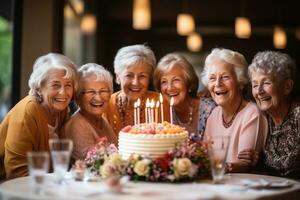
[222,98,243,128]
[174,103,194,126]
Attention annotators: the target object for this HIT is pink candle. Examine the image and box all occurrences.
[137,98,141,125]
[159,93,164,123]
[150,99,155,123]
[134,102,137,126]
[145,98,150,123]
[170,97,174,124]
[155,101,159,124]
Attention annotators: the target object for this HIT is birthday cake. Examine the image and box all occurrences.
[118,122,188,159]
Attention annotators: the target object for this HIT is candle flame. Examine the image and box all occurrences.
[137,98,141,106]
[170,97,174,106]
[150,99,155,108]
[146,98,150,107]
[134,101,137,108]
[156,101,160,108]
[159,93,163,103]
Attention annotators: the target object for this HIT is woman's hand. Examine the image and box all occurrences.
[238,149,259,166]
[225,161,250,173]
[225,149,258,173]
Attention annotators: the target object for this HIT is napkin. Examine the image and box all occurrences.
[241,179,293,189]
[45,182,106,198]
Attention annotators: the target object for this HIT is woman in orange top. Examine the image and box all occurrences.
[0,53,78,180]
[106,44,160,134]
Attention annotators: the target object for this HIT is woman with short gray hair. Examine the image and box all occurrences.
[202,48,268,173]
[0,53,78,180]
[106,44,159,134]
[62,63,117,161]
[245,51,300,178]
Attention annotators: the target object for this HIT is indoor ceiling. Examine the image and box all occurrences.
[97,0,299,31]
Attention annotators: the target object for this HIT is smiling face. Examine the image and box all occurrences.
[251,71,286,113]
[117,62,151,102]
[160,66,188,106]
[207,60,240,108]
[77,74,111,117]
[39,68,74,113]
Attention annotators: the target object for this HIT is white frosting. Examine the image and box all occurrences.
[118,131,188,159]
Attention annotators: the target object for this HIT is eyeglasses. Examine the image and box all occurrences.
[81,89,111,97]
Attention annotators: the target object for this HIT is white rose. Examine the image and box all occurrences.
[100,162,119,178]
[108,153,123,165]
[173,158,192,178]
[133,159,151,176]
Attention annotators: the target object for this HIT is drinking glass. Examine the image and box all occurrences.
[207,135,230,184]
[27,151,49,194]
[49,139,73,184]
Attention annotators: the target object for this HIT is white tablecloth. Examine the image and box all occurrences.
[0,173,299,200]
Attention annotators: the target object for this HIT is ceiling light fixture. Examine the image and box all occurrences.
[273,26,287,49]
[177,14,195,36]
[235,17,251,39]
[133,0,151,30]
[80,14,97,35]
[187,32,202,52]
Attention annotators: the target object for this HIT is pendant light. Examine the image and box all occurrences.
[133,0,151,30]
[187,32,202,52]
[273,26,287,49]
[235,17,251,39]
[177,14,195,36]
[80,14,97,35]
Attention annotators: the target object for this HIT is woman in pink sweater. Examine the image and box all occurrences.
[201,48,268,173]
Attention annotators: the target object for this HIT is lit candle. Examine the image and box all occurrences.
[155,101,159,124]
[145,98,149,123]
[147,99,151,124]
[159,93,164,123]
[150,99,155,123]
[137,98,141,125]
[170,97,174,124]
[134,101,137,126]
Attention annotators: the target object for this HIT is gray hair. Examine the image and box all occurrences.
[154,53,199,97]
[113,44,156,83]
[248,51,297,82]
[28,53,78,97]
[77,63,113,97]
[201,48,249,87]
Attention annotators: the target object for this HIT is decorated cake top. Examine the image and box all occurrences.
[120,121,186,134]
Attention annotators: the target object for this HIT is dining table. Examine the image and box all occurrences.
[0,173,299,200]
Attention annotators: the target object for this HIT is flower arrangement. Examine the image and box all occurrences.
[85,138,125,178]
[84,138,210,182]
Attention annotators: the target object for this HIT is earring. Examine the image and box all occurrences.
[37,93,43,103]
[188,89,192,93]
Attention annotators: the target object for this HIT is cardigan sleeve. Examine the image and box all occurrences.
[4,102,42,179]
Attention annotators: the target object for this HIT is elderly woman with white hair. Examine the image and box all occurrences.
[246,51,300,178]
[154,53,216,141]
[201,48,268,173]
[0,53,78,180]
[62,63,117,161]
[106,44,159,134]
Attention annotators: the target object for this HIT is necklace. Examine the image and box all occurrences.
[117,94,145,127]
[175,101,195,126]
[222,98,243,128]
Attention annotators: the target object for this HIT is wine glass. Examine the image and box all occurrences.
[49,139,73,184]
[27,151,49,194]
[207,135,230,184]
